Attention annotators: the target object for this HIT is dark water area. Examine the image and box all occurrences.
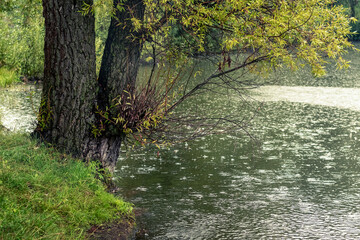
[116,101,360,239]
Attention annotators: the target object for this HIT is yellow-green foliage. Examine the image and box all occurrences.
[0,67,18,88]
[0,134,133,240]
[138,0,354,76]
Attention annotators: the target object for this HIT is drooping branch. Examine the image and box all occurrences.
[166,54,269,114]
[125,0,352,149]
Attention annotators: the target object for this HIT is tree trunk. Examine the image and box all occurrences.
[97,0,145,110]
[36,0,121,170]
[91,0,145,170]
[35,0,145,171]
[37,0,97,153]
[349,0,358,18]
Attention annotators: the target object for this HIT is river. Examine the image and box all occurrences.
[116,90,360,239]
[2,47,360,239]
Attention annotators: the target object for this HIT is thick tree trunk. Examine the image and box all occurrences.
[83,137,123,172]
[37,0,97,152]
[97,0,145,110]
[36,0,145,171]
[36,0,120,170]
[90,0,145,169]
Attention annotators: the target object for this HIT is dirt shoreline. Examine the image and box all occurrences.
[87,206,147,240]
[87,217,136,240]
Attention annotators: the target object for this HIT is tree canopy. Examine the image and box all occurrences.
[34,0,355,170]
[122,0,354,75]
[110,0,355,143]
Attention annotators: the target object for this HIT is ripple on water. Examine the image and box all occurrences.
[5,82,360,239]
[0,85,41,132]
[114,99,360,239]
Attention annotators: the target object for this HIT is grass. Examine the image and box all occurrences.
[0,133,133,239]
[0,67,19,88]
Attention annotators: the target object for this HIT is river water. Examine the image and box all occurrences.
[2,49,360,239]
[0,84,41,132]
[116,97,360,239]
[115,47,360,239]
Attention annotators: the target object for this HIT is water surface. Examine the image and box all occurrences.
[2,53,360,239]
[114,46,360,239]
[116,100,360,239]
[0,84,41,132]
[252,85,360,111]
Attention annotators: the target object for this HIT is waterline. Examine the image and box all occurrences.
[252,86,360,111]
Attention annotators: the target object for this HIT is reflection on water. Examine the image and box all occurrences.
[252,85,360,111]
[0,85,41,132]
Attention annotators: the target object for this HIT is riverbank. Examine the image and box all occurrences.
[0,133,134,239]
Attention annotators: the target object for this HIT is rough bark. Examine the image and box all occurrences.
[35,0,146,171]
[83,137,123,172]
[36,0,123,170]
[37,0,97,152]
[97,0,145,110]
[89,0,145,170]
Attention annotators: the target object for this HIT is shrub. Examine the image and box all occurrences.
[0,67,18,88]
[0,1,44,77]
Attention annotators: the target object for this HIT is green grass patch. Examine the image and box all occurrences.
[0,133,133,239]
[0,67,19,88]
